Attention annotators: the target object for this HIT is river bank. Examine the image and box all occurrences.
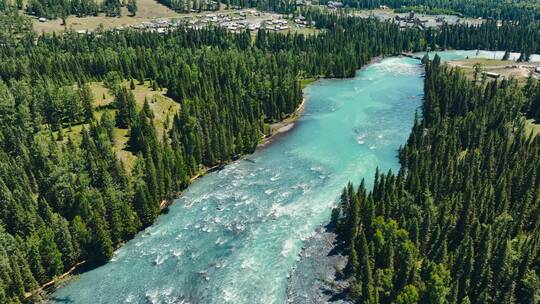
[261,96,308,146]
[261,55,385,148]
[285,225,350,304]
[43,81,311,302]
[51,54,424,303]
[159,94,310,212]
[47,54,396,302]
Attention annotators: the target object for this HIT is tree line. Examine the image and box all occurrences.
[309,12,540,54]
[0,0,135,19]
[156,0,219,13]
[427,20,540,56]
[159,0,300,14]
[322,0,540,21]
[332,55,540,303]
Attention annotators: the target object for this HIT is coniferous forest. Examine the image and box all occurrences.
[0,14,425,303]
[326,0,540,21]
[332,56,540,303]
[0,0,124,19]
[0,5,539,303]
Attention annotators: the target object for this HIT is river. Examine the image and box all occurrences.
[52,50,514,304]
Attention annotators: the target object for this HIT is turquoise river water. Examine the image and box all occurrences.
[52,51,512,303]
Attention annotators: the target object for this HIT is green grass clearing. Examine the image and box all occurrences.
[300,77,317,89]
[448,58,539,82]
[32,0,181,33]
[54,80,180,172]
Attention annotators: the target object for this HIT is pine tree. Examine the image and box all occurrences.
[78,84,94,122]
[38,229,63,278]
[115,87,137,129]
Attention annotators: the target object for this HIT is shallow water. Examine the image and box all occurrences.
[52,51,492,304]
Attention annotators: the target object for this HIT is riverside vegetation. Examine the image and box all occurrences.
[332,55,540,303]
[0,12,422,303]
[0,8,540,304]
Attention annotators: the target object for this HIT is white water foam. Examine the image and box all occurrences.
[281,239,295,257]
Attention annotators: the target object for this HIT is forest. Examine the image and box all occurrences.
[176,0,540,19]
[0,0,131,19]
[0,9,539,303]
[0,14,423,303]
[425,20,540,55]
[324,0,540,21]
[155,0,219,13]
[3,0,540,21]
[220,0,297,13]
[332,55,540,303]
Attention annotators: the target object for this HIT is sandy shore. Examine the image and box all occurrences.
[260,96,308,146]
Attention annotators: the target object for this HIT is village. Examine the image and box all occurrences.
[353,9,484,30]
[29,0,516,34]
[65,5,486,36]
[68,9,316,35]
[30,0,495,36]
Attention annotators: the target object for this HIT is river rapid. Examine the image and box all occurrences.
[52,51,513,304]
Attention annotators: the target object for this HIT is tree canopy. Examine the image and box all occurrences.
[333,55,540,303]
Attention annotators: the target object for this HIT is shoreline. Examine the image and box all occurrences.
[158,94,310,212]
[159,163,223,211]
[260,95,308,146]
[44,85,312,302]
[286,55,386,304]
[285,225,349,304]
[45,55,387,301]
[259,54,384,148]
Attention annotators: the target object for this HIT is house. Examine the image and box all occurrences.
[248,24,260,30]
[327,1,343,9]
[483,71,500,79]
[295,17,309,25]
